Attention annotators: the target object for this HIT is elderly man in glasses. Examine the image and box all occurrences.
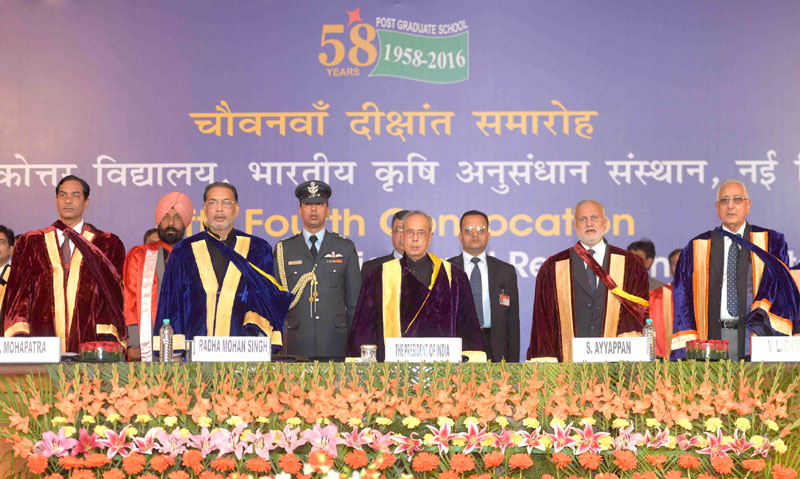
[671,179,799,360]
[446,210,520,362]
[154,182,292,351]
[347,210,485,361]
[527,200,649,362]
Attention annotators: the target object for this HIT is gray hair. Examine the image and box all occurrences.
[716,179,750,201]
[574,199,606,218]
[402,210,434,233]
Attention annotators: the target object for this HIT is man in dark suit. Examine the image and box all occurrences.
[672,179,796,360]
[448,210,520,362]
[361,209,408,280]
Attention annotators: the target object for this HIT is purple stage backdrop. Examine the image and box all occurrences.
[2,1,799,360]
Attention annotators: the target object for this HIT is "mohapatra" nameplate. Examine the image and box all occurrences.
[191,336,271,362]
[384,337,462,362]
[572,337,648,362]
[0,337,61,363]
[751,336,800,362]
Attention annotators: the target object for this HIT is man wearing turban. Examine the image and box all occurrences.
[123,192,193,361]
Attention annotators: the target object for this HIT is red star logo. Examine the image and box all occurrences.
[346,7,362,27]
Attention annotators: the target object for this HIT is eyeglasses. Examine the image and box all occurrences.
[405,229,429,238]
[576,215,602,224]
[206,199,236,209]
[717,196,748,205]
[464,225,487,234]
[392,227,404,233]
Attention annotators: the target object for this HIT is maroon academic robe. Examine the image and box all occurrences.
[1,223,126,353]
[347,254,485,361]
[527,245,648,362]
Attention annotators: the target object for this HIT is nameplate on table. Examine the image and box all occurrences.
[384,337,462,363]
[751,336,800,362]
[191,336,271,362]
[0,337,61,363]
[572,337,648,362]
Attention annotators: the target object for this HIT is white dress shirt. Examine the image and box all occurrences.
[462,250,491,328]
[720,223,746,320]
[57,219,85,255]
[579,240,607,288]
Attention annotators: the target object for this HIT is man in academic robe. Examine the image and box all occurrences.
[123,192,193,362]
[347,211,485,361]
[2,176,127,353]
[648,249,681,358]
[274,180,361,359]
[0,225,16,315]
[154,182,292,349]
[448,210,520,362]
[361,209,408,280]
[527,200,649,362]
[672,179,799,360]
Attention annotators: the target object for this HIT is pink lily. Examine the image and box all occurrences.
[547,422,578,453]
[727,430,754,456]
[277,425,307,453]
[493,428,515,454]
[155,427,189,457]
[33,428,79,458]
[455,422,490,455]
[613,424,644,453]
[187,427,217,458]
[132,428,158,455]
[302,423,344,458]
[572,423,610,455]
[752,437,772,458]
[97,425,134,458]
[246,430,278,459]
[518,428,547,454]
[393,432,423,458]
[342,426,372,451]
[72,428,100,456]
[426,423,456,455]
[696,428,733,459]
[644,427,670,449]
[676,433,700,451]
[211,424,252,460]
[368,429,395,452]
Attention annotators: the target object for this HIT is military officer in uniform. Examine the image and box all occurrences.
[274,180,362,359]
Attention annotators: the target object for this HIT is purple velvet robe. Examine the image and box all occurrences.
[347,254,485,360]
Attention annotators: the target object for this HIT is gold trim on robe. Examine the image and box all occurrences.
[243,311,283,346]
[662,285,674,352]
[190,235,251,337]
[692,238,711,340]
[602,253,626,338]
[751,299,793,336]
[750,231,767,297]
[555,259,574,362]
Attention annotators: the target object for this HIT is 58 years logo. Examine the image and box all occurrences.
[318,7,469,84]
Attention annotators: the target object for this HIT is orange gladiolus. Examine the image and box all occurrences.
[450,453,476,473]
[612,450,637,471]
[150,455,176,473]
[210,456,236,472]
[552,452,572,469]
[742,459,766,473]
[279,453,303,475]
[102,468,125,479]
[27,454,48,474]
[578,453,602,471]
[773,465,798,479]
[677,454,701,470]
[412,452,440,473]
[122,452,146,475]
[711,456,734,475]
[245,458,271,473]
[509,453,534,470]
[345,450,369,469]
[8,410,29,433]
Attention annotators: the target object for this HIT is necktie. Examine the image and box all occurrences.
[60,236,72,268]
[469,257,485,327]
[586,249,597,297]
[309,235,318,259]
[726,234,740,317]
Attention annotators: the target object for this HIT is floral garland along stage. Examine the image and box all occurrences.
[0,361,798,479]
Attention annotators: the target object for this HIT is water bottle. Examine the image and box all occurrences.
[643,318,656,361]
[160,319,174,363]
